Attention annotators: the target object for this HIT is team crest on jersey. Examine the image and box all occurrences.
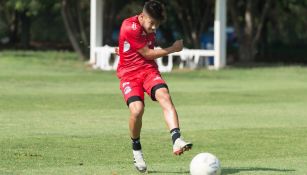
[123,41,130,52]
[132,22,137,30]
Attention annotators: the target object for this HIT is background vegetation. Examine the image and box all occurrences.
[0,0,307,63]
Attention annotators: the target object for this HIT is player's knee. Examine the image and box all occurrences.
[156,88,171,103]
[151,84,168,101]
[129,101,144,117]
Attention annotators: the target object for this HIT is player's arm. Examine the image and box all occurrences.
[137,40,183,60]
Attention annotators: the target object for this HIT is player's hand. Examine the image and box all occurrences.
[114,47,119,56]
[172,40,183,52]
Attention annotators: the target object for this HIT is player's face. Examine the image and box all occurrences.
[141,13,160,33]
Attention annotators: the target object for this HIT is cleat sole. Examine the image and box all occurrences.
[173,143,193,156]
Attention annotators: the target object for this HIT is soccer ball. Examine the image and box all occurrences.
[190,152,221,175]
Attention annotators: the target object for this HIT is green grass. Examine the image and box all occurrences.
[0,50,307,175]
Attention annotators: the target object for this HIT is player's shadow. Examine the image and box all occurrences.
[222,167,295,174]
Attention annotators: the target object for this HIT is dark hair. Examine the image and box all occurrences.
[143,0,166,22]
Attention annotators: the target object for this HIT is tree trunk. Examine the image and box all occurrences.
[191,30,201,49]
[19,10,31,48]
[240,0,254,61]
[229,0,272,62]
[238,36,255,62]
[76,3,89,47]
[103,0,116,45]
[9,10,19,44]
[61,0,86,60]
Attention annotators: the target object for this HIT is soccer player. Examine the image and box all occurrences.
[117,0,192,172]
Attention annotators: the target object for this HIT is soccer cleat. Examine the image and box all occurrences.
[133,150,147,173]
[173,137,193,155]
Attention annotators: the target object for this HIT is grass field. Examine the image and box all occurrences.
[0,51,307,175]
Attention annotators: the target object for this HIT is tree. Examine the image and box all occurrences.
[229,0,273,62]
[61,0,89,60]
[4,0,45,48]
[168,0,215,49]
[269,0,307,45]
[0,0,18,44]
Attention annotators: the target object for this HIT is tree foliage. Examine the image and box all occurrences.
[229,0,307,62]
[0,0,306,62]
[5,0,43,16]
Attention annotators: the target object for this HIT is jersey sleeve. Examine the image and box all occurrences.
[125,22,147,51]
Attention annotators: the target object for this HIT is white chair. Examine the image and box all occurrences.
[156,55,173,72]
[93,45,118,71]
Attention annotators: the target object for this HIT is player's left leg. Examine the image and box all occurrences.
[154,87,193,155]
[143,71,192,155]
[154,87,179,129]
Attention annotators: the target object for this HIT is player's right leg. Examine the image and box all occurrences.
[129,101,147,173]
[120,79,147,173]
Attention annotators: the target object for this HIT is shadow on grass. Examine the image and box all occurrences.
[228,61,307,69]
[148,167,295,174]
[148,170,189,174]
[222,167,295,174]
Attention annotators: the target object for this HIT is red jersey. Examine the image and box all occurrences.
[117,15,158,79]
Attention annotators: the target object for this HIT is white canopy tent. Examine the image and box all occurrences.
[90,0,226,70]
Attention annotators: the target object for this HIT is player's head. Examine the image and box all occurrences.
[139,0,166,33]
